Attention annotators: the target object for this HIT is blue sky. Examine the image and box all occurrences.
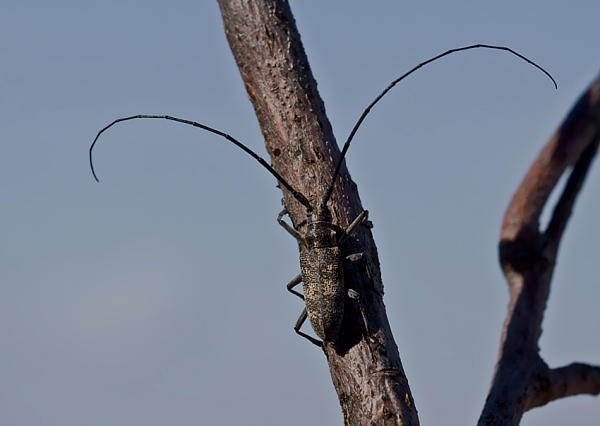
[1,1,599,425]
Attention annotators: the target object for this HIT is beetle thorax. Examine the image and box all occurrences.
[305,205,337,249]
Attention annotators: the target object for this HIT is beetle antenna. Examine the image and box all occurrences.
[320,43,557,207]
[89,115,313,211]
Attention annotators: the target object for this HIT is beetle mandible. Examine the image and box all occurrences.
[89,44,556,346]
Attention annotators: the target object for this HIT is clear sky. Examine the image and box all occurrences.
[1,1,599,425]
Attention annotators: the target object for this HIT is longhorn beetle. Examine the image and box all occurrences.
[89,44,556,347]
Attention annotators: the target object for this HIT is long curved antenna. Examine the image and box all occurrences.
[89,115,313,211]
[320,43,557,207]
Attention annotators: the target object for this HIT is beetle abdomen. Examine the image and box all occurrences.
[300,246,344,341]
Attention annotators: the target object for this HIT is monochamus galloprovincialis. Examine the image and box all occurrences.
[89,44,556,348]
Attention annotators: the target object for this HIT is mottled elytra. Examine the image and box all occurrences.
[89,44,556,346]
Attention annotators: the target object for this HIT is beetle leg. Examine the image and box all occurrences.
[277,208,304,242]
[339,210,369,244]
[345,253,377,339]
[347,289,371,337]
[286,273,304,300]
[293,308,323,347]
[287,275,322,346]
[346,252,372,281]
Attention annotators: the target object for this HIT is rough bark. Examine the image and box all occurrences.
[215,1,600,424]
[477,73,600,426]
[216,1,418,425]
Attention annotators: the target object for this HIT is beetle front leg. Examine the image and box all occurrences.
[277,208,304,242]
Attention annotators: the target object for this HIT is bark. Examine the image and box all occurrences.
[215,1,600,424]
[477,73,600,426]
[216,1,418,425]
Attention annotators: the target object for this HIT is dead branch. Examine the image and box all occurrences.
[527,361,600,410]
[478,73,600,426]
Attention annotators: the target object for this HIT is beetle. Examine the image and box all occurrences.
[89,44,556,346]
